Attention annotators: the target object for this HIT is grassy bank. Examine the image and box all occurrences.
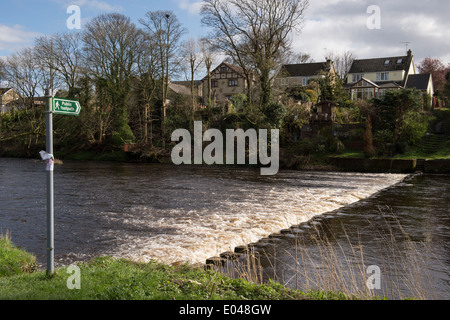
[0,237,355,300]
[0,234,37,277]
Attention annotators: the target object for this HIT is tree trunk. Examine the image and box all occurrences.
[144,103,149,144]
[259,69,272,110]
[364,115,376,157]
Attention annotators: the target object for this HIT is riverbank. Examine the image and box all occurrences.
[0,235,359,300]
[328,156,450,174]
[2,142,449,174]
[55,145,450,174]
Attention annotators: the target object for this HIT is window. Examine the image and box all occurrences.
[352,74,363,83]
[397,58,403,64]
[384,60,390,66]
[229,79,238,87]
[212,80,218,88]
[376,72,389,81]
[221,67,228,73]
[352,88,377,100]
[280,78,289,87]
[302,77,310,86]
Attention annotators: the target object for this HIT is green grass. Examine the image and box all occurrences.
[0,256,346,300]
[0,235,38,277]
[0,238,358,301]
[393,139,450,160]
[333,139,450,161]
[334,150,365,158]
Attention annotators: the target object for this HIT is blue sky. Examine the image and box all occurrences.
[1,0,449,65]
[0,0,205,57]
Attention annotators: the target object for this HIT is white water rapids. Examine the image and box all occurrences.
[92,170,407,265]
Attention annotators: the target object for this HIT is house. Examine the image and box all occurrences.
[347,50,415,87]
[346,50,433,102]
[405,73,434,98]
[201,61,256,105]
[167,80,203,108]
[276,60,336,88]
[0,88,20,113]
[169,80,203,98]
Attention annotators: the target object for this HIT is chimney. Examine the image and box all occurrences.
[407,49,412,57]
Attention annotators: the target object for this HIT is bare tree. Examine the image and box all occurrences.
[35,32,83,98]
[181,38,204,112]
[200,38,217,108]
[201,0,309,109]
[135,32,160,145]
[1,48,46,149]
[284,51,314,64]
[325,50,356,81]
[0,58,5,84]
[140,11,187,145]
[3,48,43,109]
[83,13,140,144]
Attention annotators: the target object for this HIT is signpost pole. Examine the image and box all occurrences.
[45,89,54,275]
[42,94,80,275]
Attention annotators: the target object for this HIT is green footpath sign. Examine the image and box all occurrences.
[52,97,81,116]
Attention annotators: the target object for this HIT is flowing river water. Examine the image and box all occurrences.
[0,158,448,299]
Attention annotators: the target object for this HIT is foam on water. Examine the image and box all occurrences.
[96,172,407,265]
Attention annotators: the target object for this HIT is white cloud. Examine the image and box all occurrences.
[77,0,123,12]
[290,0,450,64]
[174,0,203,15]
[0,24,42,53]
[54,0,123,13]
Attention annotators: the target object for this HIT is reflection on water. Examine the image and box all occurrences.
[0,158,448,299]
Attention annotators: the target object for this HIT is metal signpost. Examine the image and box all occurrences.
[44,91,81,275]
[52,97,81,116]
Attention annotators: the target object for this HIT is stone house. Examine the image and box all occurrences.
[0,88,20,113]
[275,60,336,89]
[201,61,256,105]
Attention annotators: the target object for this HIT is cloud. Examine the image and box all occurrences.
[77,0,123,12]
[0,24,42,54]
[174,0,203,15]
[54,0,123,13]
[292,0,450,64]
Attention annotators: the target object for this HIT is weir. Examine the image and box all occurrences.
[205,173,416,269]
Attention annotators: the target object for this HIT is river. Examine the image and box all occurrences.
[0,158,448,299]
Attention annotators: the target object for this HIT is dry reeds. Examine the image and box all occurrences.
[216,208,437,300]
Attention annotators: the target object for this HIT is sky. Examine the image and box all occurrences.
[1,0,449,68]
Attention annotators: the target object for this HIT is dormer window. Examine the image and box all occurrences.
[384,60,390,66]
[397,58,403,64]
